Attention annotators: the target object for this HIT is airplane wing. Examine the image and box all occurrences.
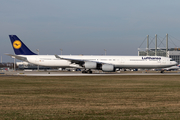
[55,55,86,66]
[55,55,116,72]
[5,53,27,61]
[55,55,101,66]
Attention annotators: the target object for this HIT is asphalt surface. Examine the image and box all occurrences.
[1,70,180,76]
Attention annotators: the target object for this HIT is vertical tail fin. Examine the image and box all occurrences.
[9,35,37,55]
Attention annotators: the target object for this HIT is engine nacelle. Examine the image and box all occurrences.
[102,64,115,72]
[84,62,97,69]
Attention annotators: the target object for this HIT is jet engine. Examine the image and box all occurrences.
[84,62,115,72]
[84,62,97,69]
[102,64,115,72]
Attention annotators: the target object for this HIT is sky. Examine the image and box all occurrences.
[1,0,180,62]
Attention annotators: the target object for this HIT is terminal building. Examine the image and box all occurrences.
[16,62,51,70]
[138,34,180,64]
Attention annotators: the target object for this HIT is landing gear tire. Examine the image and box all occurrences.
[82,70,92,74]
[87,70,92,74]
[161,70,164,73]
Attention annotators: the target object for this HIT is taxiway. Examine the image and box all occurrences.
[1,70,180,76]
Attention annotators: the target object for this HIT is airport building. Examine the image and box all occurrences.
[16,62,51,70]
[138,34,180,64]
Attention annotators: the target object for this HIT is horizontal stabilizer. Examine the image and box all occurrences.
[5,53,27,61]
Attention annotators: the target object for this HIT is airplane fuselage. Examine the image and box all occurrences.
[20,55,177,69]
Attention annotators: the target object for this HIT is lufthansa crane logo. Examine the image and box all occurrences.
[13,40,22,49]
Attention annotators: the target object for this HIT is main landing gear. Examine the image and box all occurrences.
[160,69,164,73]
[82,69,93,74]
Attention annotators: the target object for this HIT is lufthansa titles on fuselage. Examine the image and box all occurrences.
[142,57,161,61]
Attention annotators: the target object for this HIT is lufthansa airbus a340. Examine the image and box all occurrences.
[6,35,177,73]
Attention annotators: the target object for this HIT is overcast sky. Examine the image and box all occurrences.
[1,0,180,62]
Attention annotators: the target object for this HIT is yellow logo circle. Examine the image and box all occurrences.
[13,40,22,49]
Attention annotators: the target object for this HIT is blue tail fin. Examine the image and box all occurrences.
[9,35,37,55]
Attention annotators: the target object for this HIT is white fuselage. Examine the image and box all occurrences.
[18,55,177,69]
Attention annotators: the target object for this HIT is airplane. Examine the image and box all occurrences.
[5,35,177,73]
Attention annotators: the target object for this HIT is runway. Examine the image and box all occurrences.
[1,70,180,76]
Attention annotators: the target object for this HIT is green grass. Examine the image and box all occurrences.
[1,76,180,119]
